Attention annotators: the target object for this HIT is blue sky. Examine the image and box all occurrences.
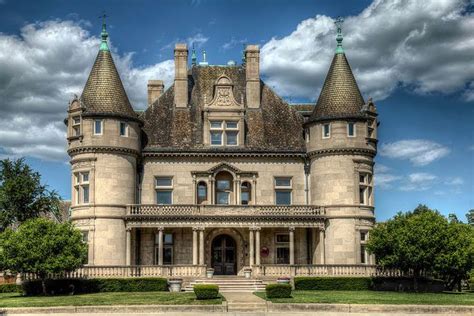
[0,0,472,221]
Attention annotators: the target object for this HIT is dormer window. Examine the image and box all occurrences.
[322,123,331,139]
[210,120,239,146]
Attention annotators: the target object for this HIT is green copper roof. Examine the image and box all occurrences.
[191,44,197,66]
[99,15,110,52]
[335,17,344,54]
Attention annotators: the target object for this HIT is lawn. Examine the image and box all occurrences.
[0,292,223,307]
[255,290,474,306]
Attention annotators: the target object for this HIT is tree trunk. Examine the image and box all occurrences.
[413,269,419,292]
[41,278,47,296]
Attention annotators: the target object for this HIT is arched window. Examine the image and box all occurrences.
[197,181,208,204]
[215,171,233,205]
[241,182,251,205]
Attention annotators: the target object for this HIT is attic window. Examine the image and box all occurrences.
[210,120,239,146]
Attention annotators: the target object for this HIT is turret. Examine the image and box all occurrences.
[66,17,141,265]
[306,18,377,265]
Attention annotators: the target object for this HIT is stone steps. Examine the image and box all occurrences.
[184,277,268,293]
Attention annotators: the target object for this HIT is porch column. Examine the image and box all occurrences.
[289,227,295,265]
[192,227,198,265]
[157,227,164,266]
[125,227,132,266]
[249,228,255,266]
[199,227,205,265]
[255,228,261,265]
[319,228,326,264]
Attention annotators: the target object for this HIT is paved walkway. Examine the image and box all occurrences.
[7,312,462,315]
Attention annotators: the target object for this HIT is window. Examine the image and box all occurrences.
[197,182,208,204]
[359,173,373,205]
[155,233,173,265]
[275,233,290,264]
[275,177,292,205]
[94,119,103,135]
[241,182,251,205]
[72,116,81,136]
[360,231,368,264]
[347,122,356,137]
[322,123,330,138]
[367,118,376,138]
[155,177,173,204]
[215,171,233,205]
[74,171,90,204]
[119,122,128,136]
[209,120,239,146]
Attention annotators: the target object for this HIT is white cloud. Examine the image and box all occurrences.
[161,32,209,51]
[222,37,247,51]
[469,145,474,151]
[260,0,474,101]
[375,173,402,189]
[0,20,174,162]
[400,172,438,191]
[380,139,450,166]
[444,177,464,185]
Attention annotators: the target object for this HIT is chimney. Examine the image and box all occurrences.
[147,80,164,106]
[245,45,260,108]
[174,43,188,108]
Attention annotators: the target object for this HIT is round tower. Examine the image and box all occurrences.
[66,19,141,265]
[306,19,378,265]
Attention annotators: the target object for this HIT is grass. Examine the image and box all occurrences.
[255,290,474,306]
[0,292,223,308]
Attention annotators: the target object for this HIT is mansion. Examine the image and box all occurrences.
[66,21,378,278]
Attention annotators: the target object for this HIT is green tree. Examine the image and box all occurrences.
[367,205,449,290]
[0,158,61,231]
[435,222,474,291]
[467,209,474,226]
[448,213,460,223]
[0,218,87,295]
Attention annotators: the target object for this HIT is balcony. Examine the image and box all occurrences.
[126,204,325,218]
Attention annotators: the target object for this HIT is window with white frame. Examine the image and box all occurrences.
[275,233,290,264]
[322,123,330,138]
[155,176,173,204]
[359,173,372,205]
[74,171,90,204]
[155,233,173,265]
[94,119,103,135]
[119,121,129,136]
[274,177,292,205]
[347,122,356,137]
[209,120,239,146]
[360,231,368,264]
[72,116,81,136]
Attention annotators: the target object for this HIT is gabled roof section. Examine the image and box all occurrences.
[309,53,365,122]
[80,23,137,120]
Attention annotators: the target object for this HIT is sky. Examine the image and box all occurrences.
[0,0,472,221]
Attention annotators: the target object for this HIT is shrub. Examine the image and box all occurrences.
[294,277,371,291]
[193,284,219,300]
[266,283,292,298]
[0,283,21,293]
[22,278,168,296]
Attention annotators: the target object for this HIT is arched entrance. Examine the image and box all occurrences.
[211,234,237,275]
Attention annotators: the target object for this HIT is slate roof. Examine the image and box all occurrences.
[141,65,305,152]
[309,53,365,122]
[80,50,138,120]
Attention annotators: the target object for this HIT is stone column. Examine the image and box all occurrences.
[319,228,326,264]
[125,227,131,266]
[289,227,295,265]
[199,228,205,265]
[249,228,255,266]
[192,227,198,265]
[255,228,261,265]
[157,227,164,266]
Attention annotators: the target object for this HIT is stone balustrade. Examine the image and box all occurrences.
[258,264,404,277]
[126,204,325,217]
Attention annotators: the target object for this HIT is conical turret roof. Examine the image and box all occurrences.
[80,21,137,120]
[309,20,365,122]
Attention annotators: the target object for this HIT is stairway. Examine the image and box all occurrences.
[184,276,267,293]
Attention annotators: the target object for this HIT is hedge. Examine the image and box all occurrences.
[266,283,292,298]
[371,276,445,292]
[193,284,219,300]
[0,284,21,293]
[22,278,168,296]
[294,277,371,291]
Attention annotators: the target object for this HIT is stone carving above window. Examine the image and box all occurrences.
[204,75,242,109]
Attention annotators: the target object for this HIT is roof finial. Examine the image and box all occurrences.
[191,43,197,66]
[202,49,207,63]
[99,12,109,52]
[335,16,344,54]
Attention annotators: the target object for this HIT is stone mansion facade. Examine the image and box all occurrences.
[66,21,378,277]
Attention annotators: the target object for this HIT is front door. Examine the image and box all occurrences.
[211,235,236,275]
